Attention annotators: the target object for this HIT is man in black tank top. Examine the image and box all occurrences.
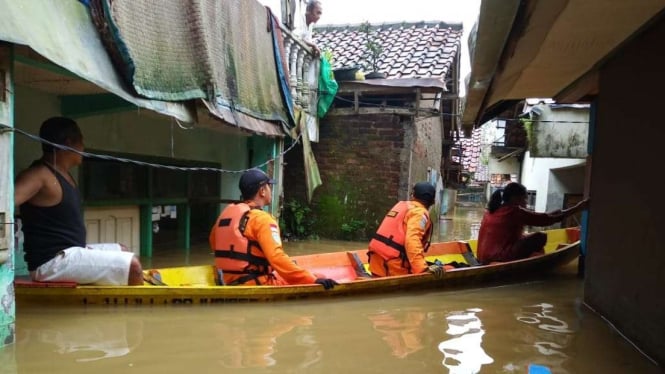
[14,117,144,285]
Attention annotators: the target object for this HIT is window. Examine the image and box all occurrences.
[82,159,148,200]
[81,154,221,202]
[526,190,536,210]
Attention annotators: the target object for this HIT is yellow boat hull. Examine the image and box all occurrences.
[15,229,581,305]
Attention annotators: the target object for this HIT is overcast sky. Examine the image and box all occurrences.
[259,0,481,95]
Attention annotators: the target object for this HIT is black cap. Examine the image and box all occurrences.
[239,168,276,199]
[413,182,435,205]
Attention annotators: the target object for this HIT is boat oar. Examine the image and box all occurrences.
[346,252,372,278]
[461,242,481,266]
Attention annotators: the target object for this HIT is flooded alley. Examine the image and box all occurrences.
[2,207,659,373]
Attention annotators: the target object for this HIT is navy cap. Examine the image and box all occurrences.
[239,168,275,199]
[413,182,435,205]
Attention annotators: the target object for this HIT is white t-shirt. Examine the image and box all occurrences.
[295,11,314,42]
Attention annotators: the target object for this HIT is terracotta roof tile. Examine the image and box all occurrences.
[457,127,484,176]
[314,22,462,79]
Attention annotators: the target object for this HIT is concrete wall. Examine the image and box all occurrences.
[585,18,665,365]
[13,85,251,201]
[546,165,585,212]
[529,104,589,158]
[488,156,520,175]
[283,112,442,240]
[410,115,443,197]
[521,151,585,212]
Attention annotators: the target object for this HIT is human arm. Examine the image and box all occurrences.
[403,205,430,274]
[249,212,318,284]
[305,40,320,57]
[14,167,46,207]
[518,198,590,226]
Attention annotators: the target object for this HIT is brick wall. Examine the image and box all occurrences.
[284,111,442,240]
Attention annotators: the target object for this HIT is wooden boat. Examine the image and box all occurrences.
[14,228,581,305]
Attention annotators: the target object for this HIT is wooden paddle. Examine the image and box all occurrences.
[346,251,372,278]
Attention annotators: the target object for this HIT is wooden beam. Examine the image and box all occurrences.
[330,107,416,116]
[554,70,599,104]
[336,85,455,98]
[61,93,136,118]
[497,147,526,162]
[14,54,81,79]
[354,91,359,114]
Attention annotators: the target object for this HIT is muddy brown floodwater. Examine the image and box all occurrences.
[2,207,659,373]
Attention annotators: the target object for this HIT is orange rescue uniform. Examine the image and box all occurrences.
[368,200,432,277]
[210,203,317,285]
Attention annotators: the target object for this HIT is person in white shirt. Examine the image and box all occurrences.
[297,0,322,57]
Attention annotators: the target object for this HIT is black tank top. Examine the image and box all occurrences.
[20,161,87,271]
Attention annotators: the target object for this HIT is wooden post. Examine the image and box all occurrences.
[0,42,16,348]
[139,204,153,258]
[177,204,191,254]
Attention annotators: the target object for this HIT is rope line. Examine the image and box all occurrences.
[2,124,301,174]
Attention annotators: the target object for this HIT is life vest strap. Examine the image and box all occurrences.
[371,233,412,272]
[371,233,406,253]
[214,245,270,268]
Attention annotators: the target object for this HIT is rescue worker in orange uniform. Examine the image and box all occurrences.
[209,168,337,289]
[367,182,445,278]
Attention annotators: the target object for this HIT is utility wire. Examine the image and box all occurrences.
[2,124,301,174]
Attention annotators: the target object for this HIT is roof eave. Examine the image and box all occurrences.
[461,0,521,130]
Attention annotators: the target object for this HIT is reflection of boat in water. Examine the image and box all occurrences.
[368,308,427,358]
[17,314,144,363]
[15,229,581,305]
[215,314,317,369]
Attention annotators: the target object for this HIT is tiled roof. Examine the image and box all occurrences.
[313,22,463,80]
[457,127,488,180]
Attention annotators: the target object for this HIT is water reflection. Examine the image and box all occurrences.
[517,303,574,334]
[510,302,575,373]
[367,308,427,358]
[17,311,143,364]
[438,307,493,373]
[214,313,320,369]
[8,206,660,374]
[10,282,661,374]
[437,207,483,242]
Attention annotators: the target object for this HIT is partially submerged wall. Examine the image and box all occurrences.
[585,17,665,365]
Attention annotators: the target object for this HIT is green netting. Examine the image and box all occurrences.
[91,0,289,124]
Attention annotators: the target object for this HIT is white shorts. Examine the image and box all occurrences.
[31,243,135,286]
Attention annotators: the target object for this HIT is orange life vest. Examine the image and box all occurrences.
[209,203,272,285]
[368,201,432,265]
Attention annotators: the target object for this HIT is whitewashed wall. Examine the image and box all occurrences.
[520,151,585,212]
